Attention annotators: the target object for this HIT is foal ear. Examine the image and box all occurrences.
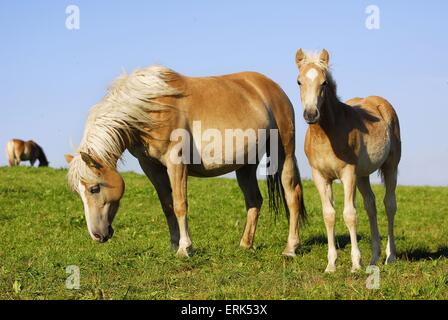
[319,49,330,66]
[296,48,306,67]
[79,151,103,170]
[64,154,74,164]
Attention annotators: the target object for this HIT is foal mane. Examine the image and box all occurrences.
[301,51,341,106]
[68,65,182,191]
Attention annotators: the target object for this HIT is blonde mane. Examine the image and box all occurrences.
[68,65,182,191]
[301,51,331,72]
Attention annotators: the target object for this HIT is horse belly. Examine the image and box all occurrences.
[356,130,391,176]
[187,163,244,177]
[193,128,265,172]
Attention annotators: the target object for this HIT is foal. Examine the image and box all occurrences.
[295,49,401,272]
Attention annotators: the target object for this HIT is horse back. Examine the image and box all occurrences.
[346,96,400,133]
[220,72,297,154]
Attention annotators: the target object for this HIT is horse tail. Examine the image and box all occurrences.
[267,170,287,221]
[6,140,16,167]
[266,145,307,224]
[375,97,401,184]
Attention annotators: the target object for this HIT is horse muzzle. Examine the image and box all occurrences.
[304,109,320,124]
[91,225,114,243]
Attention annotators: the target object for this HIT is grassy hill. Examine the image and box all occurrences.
[0,166,447,299]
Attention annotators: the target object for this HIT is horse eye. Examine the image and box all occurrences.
[297,80,302,86]
[90,185,101,194]
[322,81,328,86]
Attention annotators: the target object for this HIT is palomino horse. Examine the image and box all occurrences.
[295,49,401,272]
[6,139,49,167]
[65,65,306,257]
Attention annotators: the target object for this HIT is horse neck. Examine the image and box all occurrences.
[317,74,345,131]
[35,145,49,165]
[80,126,132,169]
[38,150,48,165]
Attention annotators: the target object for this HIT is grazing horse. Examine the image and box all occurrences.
[65,65,306,257]
[6,139,49,167]
[295,49,401,272]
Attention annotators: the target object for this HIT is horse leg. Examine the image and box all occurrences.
[138,158,180,250]
[382,166,398,264]
[281,155,305,257]
[8,154,15,167]
[236,165,262,249]
[312,169,337,272]
[340,166,362,272]
[166,162,192,257]
[14,150,21,166]
[357,176,381,265]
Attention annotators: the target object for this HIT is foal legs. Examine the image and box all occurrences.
[357,176,381,265]
[236,165,262,249]
[312,169,337,272]
[382,167,398,264]
[340,166,361,272]
[281,155,305,257]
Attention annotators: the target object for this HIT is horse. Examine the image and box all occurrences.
[295,49,401,272]
[65,65,306,257]
[6,139,49,167]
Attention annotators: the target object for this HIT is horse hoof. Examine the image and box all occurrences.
[282,250,296,258]
[385,255,396,265]
[176,247,192,258]
[325,265,336,273]
[239,241,253,250]
[351,265,362,273]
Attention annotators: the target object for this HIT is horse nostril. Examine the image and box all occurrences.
[304,110,318,120]
[93,233,102,241]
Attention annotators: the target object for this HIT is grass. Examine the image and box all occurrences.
[0,166,447,300]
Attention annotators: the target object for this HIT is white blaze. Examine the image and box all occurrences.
[78,182,93,237]
[306,68,319,81]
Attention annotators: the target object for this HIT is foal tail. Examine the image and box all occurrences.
[6,140,15,167]
[377,97,402,183]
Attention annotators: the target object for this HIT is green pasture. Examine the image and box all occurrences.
[0,167,446,299]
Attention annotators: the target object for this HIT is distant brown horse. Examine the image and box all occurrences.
[6,139,49,167]
[295,49,401,272]
[65,65,306,257]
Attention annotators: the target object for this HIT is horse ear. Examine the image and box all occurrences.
[296,48,306,67]
[320,49,330,66]
[79,151,103,170]
[64,154,74,164]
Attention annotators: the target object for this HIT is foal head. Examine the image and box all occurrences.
[65,152,125,243]
[295,49,331,124]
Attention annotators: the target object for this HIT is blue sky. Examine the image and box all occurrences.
[0,1,447,186]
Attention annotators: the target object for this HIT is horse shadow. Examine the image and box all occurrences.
[398,246,448,261]
[300,233,448,262]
